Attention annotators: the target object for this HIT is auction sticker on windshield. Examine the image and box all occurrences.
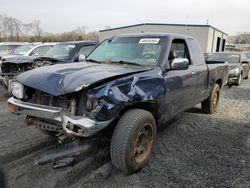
[139,38,160,44]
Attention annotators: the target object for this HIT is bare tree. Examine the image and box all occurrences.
[0,14,99,42]
[32,20,42,37]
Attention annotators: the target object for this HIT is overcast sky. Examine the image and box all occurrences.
[1,0,249,35]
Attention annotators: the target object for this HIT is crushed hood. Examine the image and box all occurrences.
[17,62,151,96]
[4,56,62,64]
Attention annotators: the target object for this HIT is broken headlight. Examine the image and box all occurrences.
[86,96,99,111]
[32,61,49,68]
[229,68,240,76]
[10,82,24,99]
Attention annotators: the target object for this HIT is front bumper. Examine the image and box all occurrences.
[228,75,238,84]
[8,97,113,137]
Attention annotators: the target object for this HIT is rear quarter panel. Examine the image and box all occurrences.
[205,63,229,98]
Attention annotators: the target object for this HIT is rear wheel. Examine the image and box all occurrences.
[111,109,156,174]
[201,83,220,114]
[244,71,249,79]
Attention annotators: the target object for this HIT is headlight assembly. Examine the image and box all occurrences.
[10,82,24,99]
[229,68,240,75]
[86,97,99,111]
[32,61,49,68]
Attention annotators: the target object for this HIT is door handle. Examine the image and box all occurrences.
[192,72,196,76]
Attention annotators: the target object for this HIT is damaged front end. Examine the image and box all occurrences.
[8,64,165,137]
[1,56,62,89]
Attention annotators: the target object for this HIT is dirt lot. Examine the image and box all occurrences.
[0,79,249,188]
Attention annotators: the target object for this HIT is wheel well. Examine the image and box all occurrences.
[119,102,160,122]
[216,79,222,88]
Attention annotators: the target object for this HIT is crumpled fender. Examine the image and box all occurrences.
[86,67,165,121]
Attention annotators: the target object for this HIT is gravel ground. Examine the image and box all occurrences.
[0,79,249,188]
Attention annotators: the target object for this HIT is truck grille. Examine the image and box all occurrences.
[34,92,70,110]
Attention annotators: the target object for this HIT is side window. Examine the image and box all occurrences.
[168,39,191,65]
[78,45,96,57]
[187,38,205,66]
[30,46,52,56]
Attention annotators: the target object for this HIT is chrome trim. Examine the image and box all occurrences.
[8,97,113,137]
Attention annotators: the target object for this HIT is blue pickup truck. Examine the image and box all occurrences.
[7,33,228,173]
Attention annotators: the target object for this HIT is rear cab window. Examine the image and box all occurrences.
[187,38,205,66]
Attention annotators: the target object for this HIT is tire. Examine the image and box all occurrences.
[244,71,249,79]
[236,74,242,86]
[39,128,58,137]
[111,109,156,174]
[201,83,220,114]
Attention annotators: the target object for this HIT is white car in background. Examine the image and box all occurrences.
[0,42,27,58]
[0,42,57,81]
[0,43,58,61]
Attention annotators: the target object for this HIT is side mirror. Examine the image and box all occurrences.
[171,58,189,70]
[78,54,86,62]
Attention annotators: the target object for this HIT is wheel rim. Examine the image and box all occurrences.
[213,90,219,108]
[134,123,154,164]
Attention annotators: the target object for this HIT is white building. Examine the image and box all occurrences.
[99,23,228,53]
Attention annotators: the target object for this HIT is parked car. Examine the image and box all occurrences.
[45,41,97,62]
[206,52,249,85]
[0,41,98,89]
[0,43,57,61]
[7,33,228,174]
[0,42,26,59]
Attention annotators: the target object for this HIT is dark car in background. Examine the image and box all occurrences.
[0,41,98,89]
[45,41,97,62]
[207,52,249,85]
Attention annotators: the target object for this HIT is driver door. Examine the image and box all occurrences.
[163,38,198,120]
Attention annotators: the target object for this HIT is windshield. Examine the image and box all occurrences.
[46,44,76,60]
[245,52,250,59]
[207,53,240,64]
[13,45,33,55]
[87,37,164,66]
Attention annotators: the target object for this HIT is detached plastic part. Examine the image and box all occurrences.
[53,157,74,168]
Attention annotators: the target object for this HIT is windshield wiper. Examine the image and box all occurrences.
[86,59,101,63]
[112,60,143,66]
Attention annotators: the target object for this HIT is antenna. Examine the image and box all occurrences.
[185,13,189,34]
[206,19,209,25]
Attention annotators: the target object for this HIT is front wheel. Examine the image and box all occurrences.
[201,83,220,114]
[236,74,242,86]
[111,109,156,174]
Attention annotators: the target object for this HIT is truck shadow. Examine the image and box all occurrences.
[185,107,205,114]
